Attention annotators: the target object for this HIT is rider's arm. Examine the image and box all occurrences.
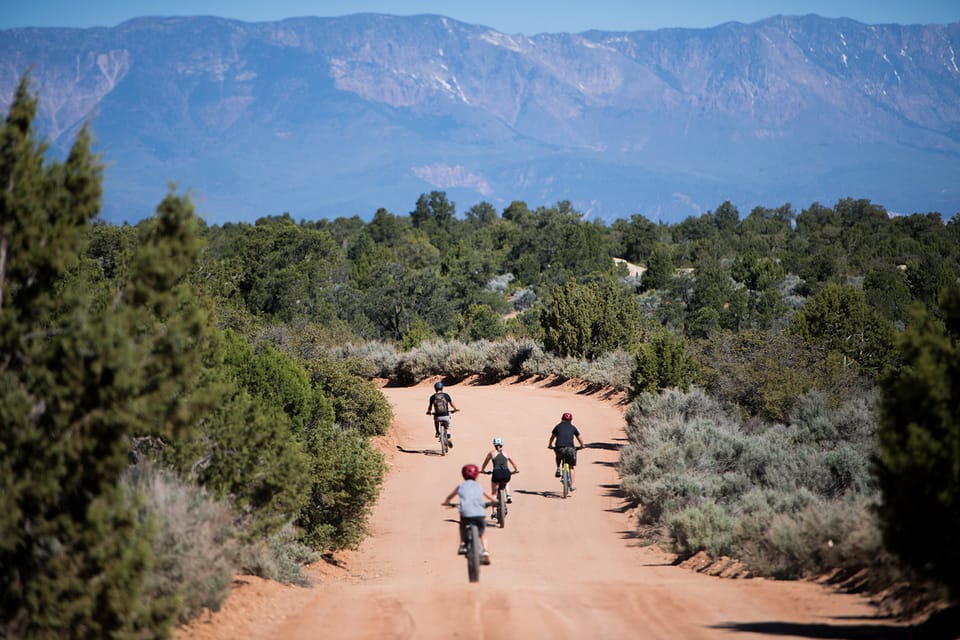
[480,451,493,471]
[576,434,585,448]
[508,455,519,473]
[442,486,458,505]
[547,433,556,448]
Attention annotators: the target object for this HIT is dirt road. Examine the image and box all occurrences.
[178,377,911,639]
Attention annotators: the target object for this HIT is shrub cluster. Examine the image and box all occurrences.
[620,387,888,580]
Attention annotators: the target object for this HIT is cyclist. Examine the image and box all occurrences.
[480,437,519,509]
[426,381,459,446]
[547,411,585,492]
[442,463,493,564]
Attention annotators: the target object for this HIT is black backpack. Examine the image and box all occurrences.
[432,392,450,416]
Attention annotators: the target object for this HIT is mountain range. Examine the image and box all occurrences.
[2,13,959,225]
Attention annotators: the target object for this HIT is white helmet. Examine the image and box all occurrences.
[493,437,503,447]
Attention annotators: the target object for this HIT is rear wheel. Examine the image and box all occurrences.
[466,524,481,583]
[439,424,448,456]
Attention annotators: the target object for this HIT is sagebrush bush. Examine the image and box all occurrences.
[667,502,737,558]
[620,387,885,580]
[444,340,488,378]
[123,461,238,624]
[328,341,400,379]
[393,339,453,384]
[238,525,319,586]
[480,337,541,379]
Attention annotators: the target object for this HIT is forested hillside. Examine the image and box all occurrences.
[3,73,959,636]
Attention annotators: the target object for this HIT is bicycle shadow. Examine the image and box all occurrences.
[395,445,445,457]
[514,488,577,500]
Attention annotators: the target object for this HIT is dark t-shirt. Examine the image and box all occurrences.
[551,421,580,448]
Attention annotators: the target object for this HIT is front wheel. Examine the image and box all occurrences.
[561,465,570,498]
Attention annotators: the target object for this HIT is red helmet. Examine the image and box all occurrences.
[461,464,480,480]
[562,412,573,421]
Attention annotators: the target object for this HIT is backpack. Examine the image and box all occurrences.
[432,392,450,416]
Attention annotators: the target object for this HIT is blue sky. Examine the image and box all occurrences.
[2,1,958,33]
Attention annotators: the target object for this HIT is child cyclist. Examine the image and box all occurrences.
[480,437,519,507]
[442,464,493,564]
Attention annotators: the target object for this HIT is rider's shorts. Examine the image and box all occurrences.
[491,467,512,484]
[557,446,578,467]
[434,414,451,424]
[460,515,487,538]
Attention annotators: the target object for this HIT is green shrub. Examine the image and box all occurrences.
[305,357,393,437]
[297,424,385,551]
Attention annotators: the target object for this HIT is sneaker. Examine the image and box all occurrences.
[458,543,467,555]
[480,551,491,565]
[447,439,453,449]
[555,467,562,478]
[435,432,440,439]
[570,486,577,492]
[506,494,512,504]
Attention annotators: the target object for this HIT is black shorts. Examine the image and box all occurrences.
[556,446,577,467]
[460,515,486,539]
[491,467,512,485]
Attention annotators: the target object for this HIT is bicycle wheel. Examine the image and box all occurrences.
[466,524,481,583]
[497,488,507,528]
[440,424,448,456]
[561,464,570,499]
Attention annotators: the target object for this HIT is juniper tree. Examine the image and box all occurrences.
[0,74,210,638]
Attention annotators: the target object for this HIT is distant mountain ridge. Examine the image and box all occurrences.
[1,13,958,224]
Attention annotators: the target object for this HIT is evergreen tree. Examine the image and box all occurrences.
[876,284,960,599]
[0,75,210,637]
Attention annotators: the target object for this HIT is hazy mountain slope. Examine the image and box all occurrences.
[2,13,958,223]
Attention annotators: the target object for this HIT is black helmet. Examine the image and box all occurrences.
[434,381,444,391]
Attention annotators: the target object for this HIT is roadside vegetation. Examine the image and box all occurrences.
[3,73,959,636]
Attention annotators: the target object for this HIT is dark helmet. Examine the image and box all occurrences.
[562,412,573,421]
[461,463,479,480]
[434,381,444,391]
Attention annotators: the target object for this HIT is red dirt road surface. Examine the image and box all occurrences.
[178,377,911,639]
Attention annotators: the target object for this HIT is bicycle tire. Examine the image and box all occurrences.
[466,523,481,583]
[497,488,507,528]
[440,424,448,456]
[561,464,570,499]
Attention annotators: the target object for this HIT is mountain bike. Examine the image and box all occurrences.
[445,503,491,583]
[550,446,581,498]
[434,409,459,456]
[488,471,516,528]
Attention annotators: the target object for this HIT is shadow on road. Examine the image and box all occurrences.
[514,488,573,500]
[710,620,914,639]
[584,441,622,451]
[395,445,444,456]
